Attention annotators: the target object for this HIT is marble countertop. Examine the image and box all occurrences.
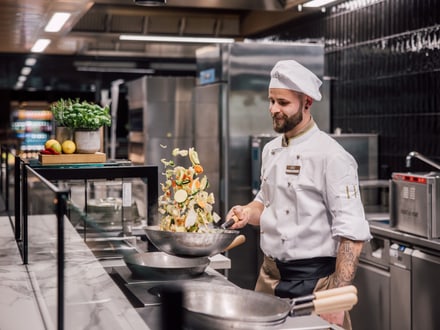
[1,214,149,330]
[1,214,341,330]
[0,216,47,330]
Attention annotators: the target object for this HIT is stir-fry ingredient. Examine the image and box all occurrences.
[158,147,221,232]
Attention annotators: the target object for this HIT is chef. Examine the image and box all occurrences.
[226,59,372,329]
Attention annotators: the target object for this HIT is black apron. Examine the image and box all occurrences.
[274,256,336,298]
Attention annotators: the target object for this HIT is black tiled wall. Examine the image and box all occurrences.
[262,0,440,177]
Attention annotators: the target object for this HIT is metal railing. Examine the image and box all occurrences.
[1,144,159,330]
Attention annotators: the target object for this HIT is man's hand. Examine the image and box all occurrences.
[225,201,264,229]
[319,311,345,327]
[225,205,250,229]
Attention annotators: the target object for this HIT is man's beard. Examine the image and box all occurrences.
[272,108,303,134]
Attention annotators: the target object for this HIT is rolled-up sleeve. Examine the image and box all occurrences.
[325,153,372,241]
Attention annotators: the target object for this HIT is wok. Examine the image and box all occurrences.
[180,284,358,330]
[123,252,210,279]
[143,225,241,257]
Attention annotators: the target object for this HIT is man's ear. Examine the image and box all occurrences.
[305,97,313,109]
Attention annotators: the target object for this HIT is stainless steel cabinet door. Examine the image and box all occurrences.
[352,262,390,330]
[412,250,440,330]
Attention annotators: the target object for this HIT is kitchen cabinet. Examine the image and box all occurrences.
[352,237,391,330]
[411,250,440,330]
[390,243,413,330]
[362,222,440,330]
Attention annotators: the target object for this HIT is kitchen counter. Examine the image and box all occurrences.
[0,216,46,330]
[0,214,149,330]
[368,218,440,254]
[0,214,341,330]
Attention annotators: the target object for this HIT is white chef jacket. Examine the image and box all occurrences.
[255,123,372,261]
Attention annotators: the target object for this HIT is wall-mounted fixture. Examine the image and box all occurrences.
[119,34,234,44]
[303,0,338,7]
[133,0,166,6]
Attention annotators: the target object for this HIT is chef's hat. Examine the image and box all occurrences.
[269,60,322,101]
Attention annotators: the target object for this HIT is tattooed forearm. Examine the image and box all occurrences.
[332,238,364,288]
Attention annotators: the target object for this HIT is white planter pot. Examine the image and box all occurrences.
[74,129,101,154]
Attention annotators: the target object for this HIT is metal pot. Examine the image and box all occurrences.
[180,284,358,330]
[123,252,210,279]
[143,225,241,257]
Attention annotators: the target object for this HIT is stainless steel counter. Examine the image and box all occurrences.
[369,220,440,254]
[353,215,440,330]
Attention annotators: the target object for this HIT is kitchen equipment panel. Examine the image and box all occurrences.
[390,172,440,238]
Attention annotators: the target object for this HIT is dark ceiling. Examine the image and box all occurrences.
[0,0,330,92]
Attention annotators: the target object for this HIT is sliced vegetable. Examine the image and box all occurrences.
[174,189,188,203]
[158,146,219,233]
[188,147,200,165]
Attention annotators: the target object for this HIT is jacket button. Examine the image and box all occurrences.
[285,209,289,215]
[265,202,270,207]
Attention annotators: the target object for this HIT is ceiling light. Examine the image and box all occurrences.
[25,58,37,66]
[120,35,235,44]
[303,0,338,7]
[18,76,27,82]
[45,12,71,32]
[31,39,51,53]
[21,67,32,75]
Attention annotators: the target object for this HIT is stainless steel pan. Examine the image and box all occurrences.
[143,225,241,257]
[180,284,358,330]
[123,252,210,279]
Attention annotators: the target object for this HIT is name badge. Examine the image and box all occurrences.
[286,165,300,175]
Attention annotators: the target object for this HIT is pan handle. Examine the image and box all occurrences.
[290,291,358,316]
[313,285,357,300]
[221,215,239,229]
[223,235,246,252]
[313,292,358,314]
[291,285,358,306]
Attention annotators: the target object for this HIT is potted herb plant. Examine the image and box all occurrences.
[51,98,111,153]
[50,99,74,144]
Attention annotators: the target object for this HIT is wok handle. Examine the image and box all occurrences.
[313,292,358,314]
[221,215,238,229]
[314,285,358,300]
[292,285,358,306]
[290,290,358,316]
[223,235,246,252]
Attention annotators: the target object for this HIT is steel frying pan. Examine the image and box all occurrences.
[123,252,210,279]
[179,284,358,329]
[143,225,241,257]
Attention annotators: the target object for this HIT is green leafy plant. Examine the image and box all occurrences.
[50,98,111,130]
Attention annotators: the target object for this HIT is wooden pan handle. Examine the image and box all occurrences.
[223,235,246,252]
[314,285,358,300]
[313,293,358,314]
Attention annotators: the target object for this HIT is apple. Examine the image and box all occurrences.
[44,139,62,154]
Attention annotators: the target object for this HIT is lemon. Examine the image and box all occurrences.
[62,140,76,154]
